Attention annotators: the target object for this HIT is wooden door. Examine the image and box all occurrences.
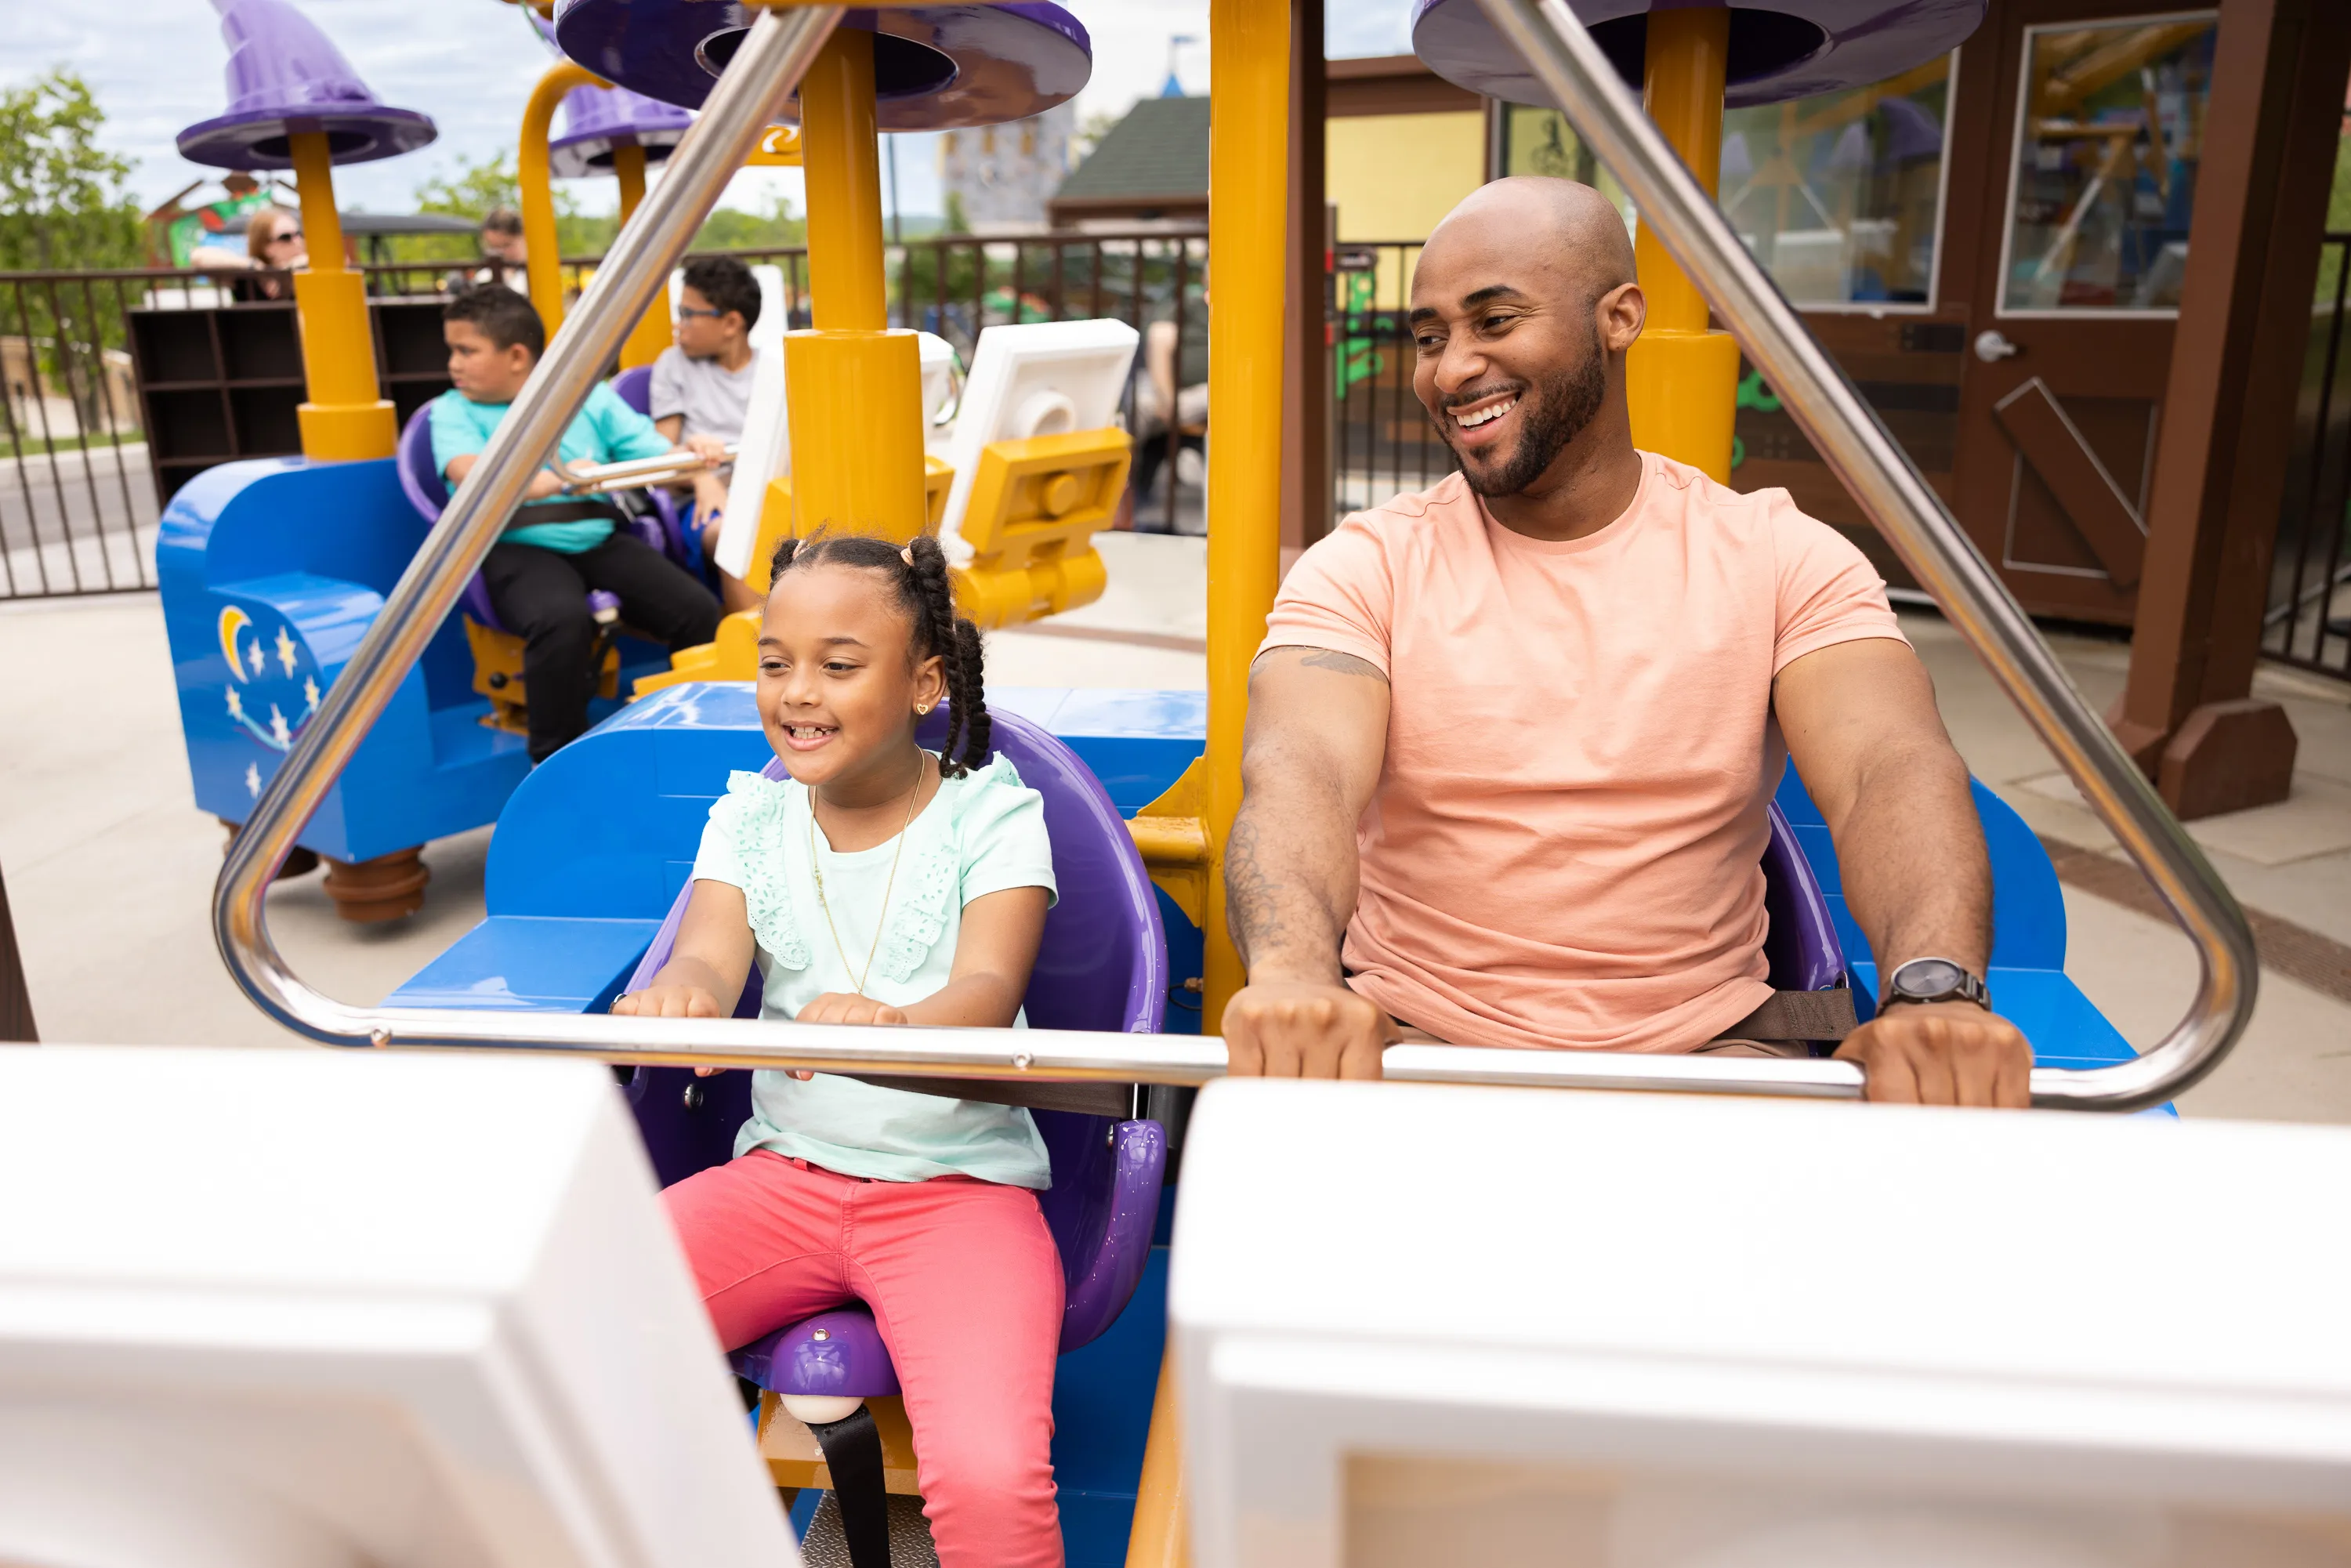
[1949,0,2219,623]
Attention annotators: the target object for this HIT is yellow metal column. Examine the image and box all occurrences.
[612,143,676,370]
[801,29,888,332]
[519,61,603,335]
[1201,0,1291,1033]
[1622,6,1741,483]
[1123,1346,1190,1568]
[783,26,926,541]
[286,131,394,460]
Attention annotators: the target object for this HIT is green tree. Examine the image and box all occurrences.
[692,188,806,252]
[0,67,143,444]
[2315,133,2351,304]
[398,149,816,270]
[0,67,142,273]
[392,149,618,267]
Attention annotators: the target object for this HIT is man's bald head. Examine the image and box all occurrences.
[1424,176,1636,306]
[1407,177,1646,500]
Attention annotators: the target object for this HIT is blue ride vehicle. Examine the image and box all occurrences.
[157,370,696,920]
[382,675,2150,1559]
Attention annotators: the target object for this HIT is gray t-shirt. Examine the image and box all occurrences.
[649,344,759,444]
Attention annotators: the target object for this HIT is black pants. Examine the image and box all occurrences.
[482,531,722,761]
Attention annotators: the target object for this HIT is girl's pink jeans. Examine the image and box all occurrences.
[663,1149,1066,1568]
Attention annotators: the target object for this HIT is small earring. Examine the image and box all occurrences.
[917,704,931,715]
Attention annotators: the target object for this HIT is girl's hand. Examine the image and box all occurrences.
[613,983,724,1018]
[798,992,911,1027]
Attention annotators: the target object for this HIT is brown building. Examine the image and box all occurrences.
[1260,1,2350,816]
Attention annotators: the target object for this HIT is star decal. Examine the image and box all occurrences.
[245,762,262,798]
[275,625,299,677]
[226,686,245,722]
[268,705,292,748]
[303,677,321,715]
[246,639,266,677]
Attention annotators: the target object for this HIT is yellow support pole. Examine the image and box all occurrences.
[1201,0,1290,1034]
[285,130,394,460]
[519,60,604,336]
[799,29,889,332]
[612,143,675,370]
[1123,1345,1190,1568]
[781,26,926,541]
[1623,6,1741,483]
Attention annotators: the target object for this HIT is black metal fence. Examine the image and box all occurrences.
[24,226,2349,659]
[0,269,176,598]
[1332,241,1458,519]
[0,230,1213,601]
[2265,231,2351,683]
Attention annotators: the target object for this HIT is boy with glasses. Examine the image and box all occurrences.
[650,255,764,610]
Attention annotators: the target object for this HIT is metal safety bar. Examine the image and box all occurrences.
[213,5,847,1033]
[551,445,740,494]
[210,1,2244,1114]
[1476,0,2257,1110]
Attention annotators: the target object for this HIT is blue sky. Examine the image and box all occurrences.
[3,1,1418,223]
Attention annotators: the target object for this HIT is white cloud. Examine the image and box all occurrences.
[0,0,1424,222]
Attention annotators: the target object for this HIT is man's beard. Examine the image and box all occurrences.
[1446,344,1608,498]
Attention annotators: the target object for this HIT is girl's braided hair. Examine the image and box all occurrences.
[767,531,991,777]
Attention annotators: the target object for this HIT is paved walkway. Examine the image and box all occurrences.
[3,530,2346,1121]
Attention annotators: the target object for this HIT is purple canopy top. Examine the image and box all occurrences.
[1409,0,1982,111]
[549,83,694,179]
[552,1,1090,132]
[178,0,437,170]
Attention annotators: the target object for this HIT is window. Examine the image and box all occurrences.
[1721,54,1954,309]
[1501,103,1639,236]
[1500,56,1958,311]
[1997,13,2218,315]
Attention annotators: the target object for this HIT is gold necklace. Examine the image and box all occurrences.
[808,754,928,998]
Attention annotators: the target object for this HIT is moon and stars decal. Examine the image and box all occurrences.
[215,603,324,786]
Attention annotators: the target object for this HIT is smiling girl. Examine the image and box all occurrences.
[612,531,1063,1566]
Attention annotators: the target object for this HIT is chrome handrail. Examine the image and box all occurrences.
[552,444,738,494]
[213,5,846,1037]
[207,1,2243,1113]
[1476,0,2257,1110]
[203,0,1875,1103]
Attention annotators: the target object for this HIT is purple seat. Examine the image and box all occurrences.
[610,364,654,411]
[621,703,1169,1396]
[1762,798,1846,996]
[395,402,662,632]
[605,367,697,569]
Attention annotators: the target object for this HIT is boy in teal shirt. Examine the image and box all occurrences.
[429,284,722,761]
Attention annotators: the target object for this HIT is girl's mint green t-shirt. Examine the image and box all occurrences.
[689,754,1060,1188]
[427,381,672,553]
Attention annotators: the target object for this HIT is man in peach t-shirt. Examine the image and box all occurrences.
[1223,178,2032,1106]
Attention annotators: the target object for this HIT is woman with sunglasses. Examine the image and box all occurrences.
[190,205,307,302]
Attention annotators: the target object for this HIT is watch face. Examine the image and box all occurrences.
[1897,958,1965,998]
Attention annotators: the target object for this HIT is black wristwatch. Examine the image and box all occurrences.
[1880,957,1990,1012]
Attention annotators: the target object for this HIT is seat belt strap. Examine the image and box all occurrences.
[807,1406,892,1568]
[1717,987,1859,1045]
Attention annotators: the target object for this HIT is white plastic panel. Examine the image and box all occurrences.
[1174,1080,2351,1568]
[940,319,1139,545]
[0,1045,797,1568]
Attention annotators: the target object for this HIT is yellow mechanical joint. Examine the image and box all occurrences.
[951,429,1130,629]
[1128,755,1211,927]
